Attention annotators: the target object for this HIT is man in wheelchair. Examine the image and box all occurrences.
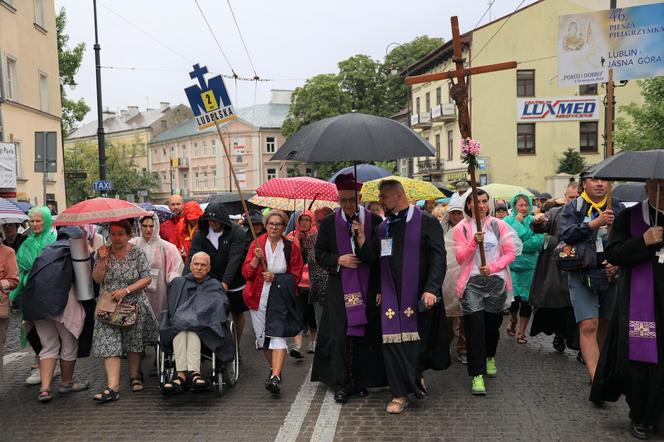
[160,251,234,393]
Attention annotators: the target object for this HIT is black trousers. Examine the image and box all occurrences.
[509,297,532,318]
[463,311,503,377]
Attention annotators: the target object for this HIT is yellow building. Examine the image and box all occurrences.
[0,0,65,209]
[404,0,649,194]
[65,102,191,176]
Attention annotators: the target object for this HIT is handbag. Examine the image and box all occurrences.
[0,294,9,319]
[95,290,138,328]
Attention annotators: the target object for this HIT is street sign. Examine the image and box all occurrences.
[66,171,87,180]
[34,132,57,173]
[137,190,148,197]
[184,63,237,130]
[92,180,113,192]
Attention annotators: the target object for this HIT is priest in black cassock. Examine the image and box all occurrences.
[375,179,450,414]
[591,179,664,440]
[311,173,387,403]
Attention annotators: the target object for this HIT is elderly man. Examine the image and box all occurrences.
[312,173,386,403]
[160,252,233,393]
[160,194,184,245]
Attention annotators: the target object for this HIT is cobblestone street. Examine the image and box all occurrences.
[1,314,653,441]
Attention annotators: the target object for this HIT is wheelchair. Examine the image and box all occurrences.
[156,321,239,397]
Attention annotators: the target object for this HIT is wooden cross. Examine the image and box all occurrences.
[405,16,517,267]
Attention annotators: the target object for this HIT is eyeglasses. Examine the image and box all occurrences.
[267,222,284,228]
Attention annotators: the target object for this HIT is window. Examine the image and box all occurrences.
[160,120,167,129]
[213,170,219,188]
[181,145,186,158]
[193,143,198,157]
[161,173,167,191]
[267,168,277,180]
[516,70,535,97]
[305,168,312,176]
[415,97,421,115]
[435,87,442,106]
[579,83,598,95]
[194,172,199,189]
[14,141,21,177]
[162,147,166,160]
[203,172,208,189]
[33,0,44,27]
[580,122,598,153]
[517,123,536,155]
[447,130,454,161]
[182,173,188,192]
[6,56,17,100]
[425,92,431,113]
[202,141,207,157]
[435,134,441,159]
[211,139,216,156]
[39,71,48,112]
[287,168,296,177]
[169,145,174,158]
[266,136,276,153]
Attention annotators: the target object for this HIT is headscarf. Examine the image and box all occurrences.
[133,212,162,264]
[293,210,317,243]
[9,206,57,301]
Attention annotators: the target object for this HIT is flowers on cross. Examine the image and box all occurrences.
[460,138,481,170]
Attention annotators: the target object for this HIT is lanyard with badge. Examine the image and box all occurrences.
[381,211,405,257]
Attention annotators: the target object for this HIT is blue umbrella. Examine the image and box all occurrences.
[0,198,30,223]
[16,201,32,214]
[329,164,392,183]
[138,202,173,224]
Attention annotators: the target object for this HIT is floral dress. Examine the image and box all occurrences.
[305,233,328,304]
[91,247,158,357]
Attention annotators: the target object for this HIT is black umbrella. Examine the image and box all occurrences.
[612,182,647,203]
[329,163,392,183]
[270,112,435,162]
[207,191,256,204]
[590,149,664,181]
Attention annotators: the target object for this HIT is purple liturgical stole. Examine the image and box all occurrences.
[335,208,372,336]
[628,203,658,364]
[379,206,422,344]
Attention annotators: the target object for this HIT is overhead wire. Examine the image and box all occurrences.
[470,0,527,63]
[193,0,238,78]
[472,0,498,30]
[226,0,259,79]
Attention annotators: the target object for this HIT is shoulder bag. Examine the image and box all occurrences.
[95,285,138,328]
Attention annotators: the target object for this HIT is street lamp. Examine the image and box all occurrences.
[93,0,106,184]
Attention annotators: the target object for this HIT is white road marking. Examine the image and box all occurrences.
[274,366,319,442]
[3,350,31,365]
[309,389,342,442]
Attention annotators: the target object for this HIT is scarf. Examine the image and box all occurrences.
[580,191,607,220]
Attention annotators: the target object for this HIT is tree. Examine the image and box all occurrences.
[557,148,586,175]
[338,55,386,115]
[615,77,664,151]
[56,8,90,136]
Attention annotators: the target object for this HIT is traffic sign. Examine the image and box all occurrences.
[66,171,87,180]
[137,190,148,197]
[92,180,113,191]
[184,63,237,130]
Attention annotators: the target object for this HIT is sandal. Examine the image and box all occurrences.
[93,386,119,403]
[386,397,409,414]
[162,376,186,394]
[58,380,90,394]
[190,372,208,391]
[506,319,517,337]
[517,333,528,344]
[129,373,144,392]
[38,389,53,403]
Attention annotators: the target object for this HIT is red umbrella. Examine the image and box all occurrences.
[256,177,338,201]
[54,197,150,226]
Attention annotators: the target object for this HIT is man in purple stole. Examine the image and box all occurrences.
[591,179,664,440]
[311,173,387,403]
[375,180,450,414]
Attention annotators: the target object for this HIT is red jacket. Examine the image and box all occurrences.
[242,233,303,310]
[175,201,204,260]
[159,214,181,245]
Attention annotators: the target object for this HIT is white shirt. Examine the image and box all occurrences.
[206,228,223,250]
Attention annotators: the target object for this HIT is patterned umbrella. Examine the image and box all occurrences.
[54,197,150,226]
[0,197,29,224]
[248,195,339,211]
[251,176,339,211]
[360,175,444,202]
[138,202,173,223]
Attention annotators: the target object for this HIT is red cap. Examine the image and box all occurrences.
[334,173,362,191]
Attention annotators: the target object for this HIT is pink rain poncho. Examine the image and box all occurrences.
[130,212,184,319]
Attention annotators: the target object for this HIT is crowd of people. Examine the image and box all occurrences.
[0,173,662,439]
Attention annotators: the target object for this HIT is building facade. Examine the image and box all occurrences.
[402,0,648,193]
[149,90,307,202]
[0,0,65,209]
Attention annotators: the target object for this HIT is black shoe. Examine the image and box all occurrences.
[334,390,347,403]
[266,375,280,395]
[631,422,652,440]
[552,335,566,353]
[355,387,369,398]
[290,347,304,360]
[577,351,585,365]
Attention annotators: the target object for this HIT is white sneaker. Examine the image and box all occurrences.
[26,367,41,385]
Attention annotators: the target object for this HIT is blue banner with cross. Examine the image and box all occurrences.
[184,64,237,129]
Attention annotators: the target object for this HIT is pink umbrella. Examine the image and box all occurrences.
[256,177,338,202]
[54,197,150,226]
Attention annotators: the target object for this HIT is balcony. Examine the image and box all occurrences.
[410,113,432,129]
[170,157,189,169]
[417,158,445,173]
[430,103,456,122]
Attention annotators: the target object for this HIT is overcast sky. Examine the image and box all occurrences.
[55,0,538,124]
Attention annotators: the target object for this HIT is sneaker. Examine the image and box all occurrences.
[289,346,304,360]
[552,335,566,353]
[307,342,316,354]
[486,357,497,377]
[471,375,486,395]
[457,353,468,364]
[26,368,41,385]
[265,375,281,395]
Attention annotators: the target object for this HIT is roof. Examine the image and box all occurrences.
[148,102,291,145]
[66,104,188,140]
